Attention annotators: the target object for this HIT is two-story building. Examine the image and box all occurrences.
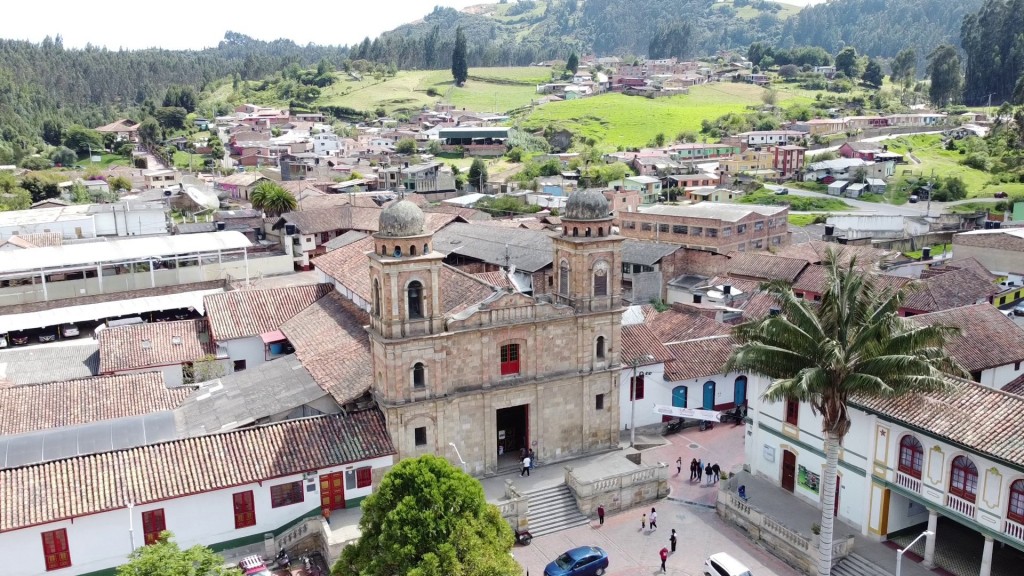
[610,176,663,205]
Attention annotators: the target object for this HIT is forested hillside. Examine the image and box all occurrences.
[961,0,1024,105]
[0,33,347,162]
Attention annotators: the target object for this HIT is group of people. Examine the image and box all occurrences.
[676,457,720,485]
[519,447,536,476]
[594,505,676,572]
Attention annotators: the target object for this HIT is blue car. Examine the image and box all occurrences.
[544,546,609,576]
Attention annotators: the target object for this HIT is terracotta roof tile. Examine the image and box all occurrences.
[440,267,499,315]
[724,252,808,282]
[903,267,999,313]
[909,304,1024,372]
[204,284,333,341]
[621,324,674,365]
[0,373,186,436]
[98,319,216,373]
[280,293,372,404]
[943,257,998,281]
[1001,373,1024,396]
[473,271,515,289]
[853,378,1024,469]
[645,309,731,343]
[775,241,896,269]
[0,411,394,531]
[312,236,375,302]
[792,265,911,295]
[663,336,737,381]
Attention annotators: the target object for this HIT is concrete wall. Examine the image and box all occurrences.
[952,244,1024,276]
[617,362,667,429]
[2,455,392,576]
[0,216,95,241]
[224,336,270,372]
[980,362,1024,390]
[92,210,168,237]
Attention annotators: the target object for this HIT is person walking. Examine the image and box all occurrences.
[712,462,721,482]
[641,513,646,531]
[690,458,698,481]
[670,529,677,552]
[597,504,605,526]
[705,463,713,486]
[676,457,682,476]
[521,454,531,477]
[696,459,703,482]
[659,547,669,572]
[528,448,536,471]
[649,507,658,530]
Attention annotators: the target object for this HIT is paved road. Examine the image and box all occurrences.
[805,130,944,157]
[765,184,1002,216]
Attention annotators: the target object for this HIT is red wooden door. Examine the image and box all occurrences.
[782,450,796,493]
[320,472,346,511]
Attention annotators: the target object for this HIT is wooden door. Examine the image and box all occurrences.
[782,450,796,493]
[320,472,346,511]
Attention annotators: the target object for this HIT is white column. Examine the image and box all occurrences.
[979,536,994,576]
[923,509,938,568]
[40,271,48,301]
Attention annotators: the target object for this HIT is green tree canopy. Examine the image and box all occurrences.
[468,157,488,191]
[64,125,103,156]
[566,52,579,74]
[862,58,883,88]
[396,138,418,154]
[42,119,64,146]
[927,44,963,106]
[334,455,519,576]
[155,106,188,130]
[108,175,133,193]
[117,532,240,576]
[51,146,77,167]
[139,118,162,145]
[834,46,860,78]
[724,249,962,576]
[451,26,468,86]
[890,47,917,89]
[163,85,198,112]
[251,181,297,217]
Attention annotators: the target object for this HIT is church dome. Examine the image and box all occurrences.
[378,200,425,237]
[564,189,611,221]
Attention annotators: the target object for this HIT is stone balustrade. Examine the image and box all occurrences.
[564,459,669,516]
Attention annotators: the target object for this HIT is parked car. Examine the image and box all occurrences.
[544,546,609,576]
[0,334,7,348]
[704,552,753,576]
[61,324,80,338]
[909,195,919,203]
[995,191,1009,198]
[238,555,272,576]
[38,329,58,343]
[1014,302,1024,317]
[774,188,789,195]
[10,332,30,346]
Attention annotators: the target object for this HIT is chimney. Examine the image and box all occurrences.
[723,284,732,295]
[769,307,781,317]
[922,246,931,261]
[693,293,703,304]
[216,221,226,231]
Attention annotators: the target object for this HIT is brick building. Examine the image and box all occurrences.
[617,203,789,253]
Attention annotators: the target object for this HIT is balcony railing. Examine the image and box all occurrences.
[946,493,977,519]
[1004,518,1024,542]
[895,471,922,493]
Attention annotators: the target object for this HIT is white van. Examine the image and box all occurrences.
[704,552,753,576]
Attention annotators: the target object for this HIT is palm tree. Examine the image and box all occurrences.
[723,249,963,576]
[250,181,297,217]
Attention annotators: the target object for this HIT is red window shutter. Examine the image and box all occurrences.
[142,509,166,545]
[356,467,372,488]
[42,529,71,571]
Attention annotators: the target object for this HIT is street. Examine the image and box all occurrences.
[764,184,1001,216]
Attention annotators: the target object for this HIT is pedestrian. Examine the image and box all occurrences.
[659,547,669,572]
[521,454,531,476]
[705,463,713,486]
[321,506,331,526]
[641,513,646,531]
[597,504,605,526]
[676,456,682,476]
[690,458,698,481]
[649,507,658,530]
[670,529,677,552]
[528,448,536,470]
[696,459,703,482]
[712,462,721,482]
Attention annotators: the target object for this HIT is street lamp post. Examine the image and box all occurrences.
[629,355,655,448]
[448,442,468,473]
[896,530,933,576]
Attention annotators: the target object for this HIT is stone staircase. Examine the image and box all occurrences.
[524,484,590,537]
[832,553,893,576]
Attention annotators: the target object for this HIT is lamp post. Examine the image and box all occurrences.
[629,354,655,448]
[448,442,468,473]
[126,502,136,553]
[896,530,933,576]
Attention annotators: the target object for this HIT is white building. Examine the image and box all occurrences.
[0,412,394,576]
[312,132,340,155]
[97,318,225,387]
[745,376,1024,576]
[203,284,334,372]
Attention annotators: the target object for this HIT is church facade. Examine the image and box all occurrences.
[365,191,625,475]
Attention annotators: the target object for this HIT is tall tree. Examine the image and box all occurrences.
[251,181,297,217]
[834,46,859,78]
[890,47,917,90]
[862,58,883,88]
[468,157,488,192]
[41,119,64,146]
[927,44,963,106]
[334,455,519,576]
[117,532,240,576]
[724,249,961,576]
[451,26,468,86]
[566,52,579,74]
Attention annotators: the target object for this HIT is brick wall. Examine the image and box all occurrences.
[617,210,789,254]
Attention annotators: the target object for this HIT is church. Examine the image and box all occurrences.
[365,189,626,474]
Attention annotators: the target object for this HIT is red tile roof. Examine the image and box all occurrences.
[204,284,333,341]
[313,236,375,302]
[98,319,216,373]
[440,267,499,315]
[0,373,185,436]
[280,293,372,404]
[740,291,781,321]
[908,304,1024,372]
[902,267,999,313]
[0,411,394,531]
[853,378,1024,469]
[775,241,896,269]
[473,271,515,289]
[725,252,808,282]
[621,324,674,365]
[663,336,737,381]
[1001,373,1024,396]
[793,265,911,295]
[644,308,731,343]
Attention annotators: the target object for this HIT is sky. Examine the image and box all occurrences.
[0,0,826,51]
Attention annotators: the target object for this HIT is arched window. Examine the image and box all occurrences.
[372,279,381,317]
[1009,480,1024,523]
[423,243,429,254]
[585,227,591,237]
[559,260,570,296]
[410,244,417,256]
[393,246,402,258]
[950,455,978,502]
[598,227,604,237]
[572,227,579,237]
[412,362,426,389]
[898,435,924,479]
[381,245,388,256]
[407,281,423,319]
[595,336,606,359]
[593,262,609,297]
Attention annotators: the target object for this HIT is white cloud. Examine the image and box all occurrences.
[0,0,482,50]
